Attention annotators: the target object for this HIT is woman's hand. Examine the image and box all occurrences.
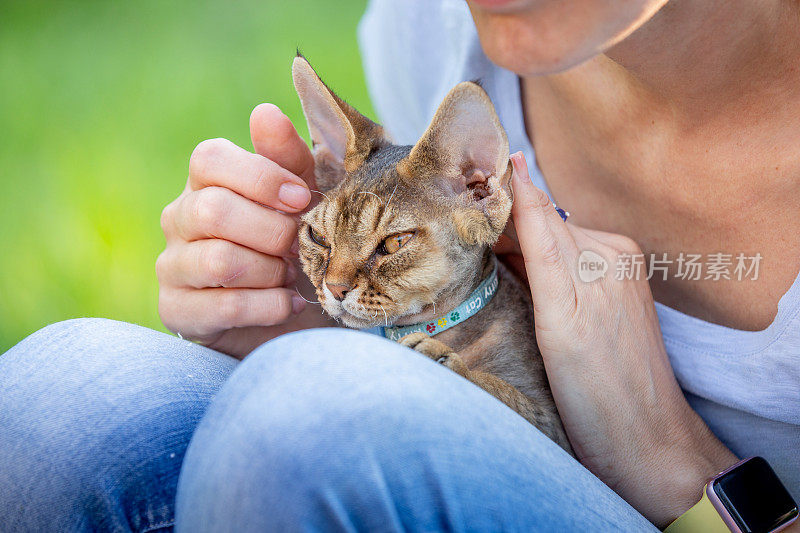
[157,104,334,358]
[509,152,737,527]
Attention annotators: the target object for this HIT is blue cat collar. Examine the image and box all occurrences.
[381,263,499,341]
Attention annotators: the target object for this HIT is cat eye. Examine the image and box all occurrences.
[308,226,330,248]
[380,232,415,254]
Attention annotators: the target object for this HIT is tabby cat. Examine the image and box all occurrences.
[293,55,571,453]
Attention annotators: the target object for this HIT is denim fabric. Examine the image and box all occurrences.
[1,320,655,532]
[0,319,237,532]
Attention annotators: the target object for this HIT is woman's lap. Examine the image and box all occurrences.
[0,320,655,532]
[0,318,238,532]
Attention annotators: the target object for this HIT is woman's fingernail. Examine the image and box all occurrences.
[285,260,298,285]
[278,182,311,209]
[292,294,306,314]
[510,151,528,179]
[510,152,552,210]
[289,237,300,256]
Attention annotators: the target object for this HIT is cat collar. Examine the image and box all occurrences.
[380,262,499,342]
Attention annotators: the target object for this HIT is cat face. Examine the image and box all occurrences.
[292,55,512,328]
[298,146,480,328]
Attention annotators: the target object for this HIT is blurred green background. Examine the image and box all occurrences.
[0,0,373,351]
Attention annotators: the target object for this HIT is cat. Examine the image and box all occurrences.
[292,55,571,454]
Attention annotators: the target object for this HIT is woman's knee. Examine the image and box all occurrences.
[176,328,570,531]
[0,317,237,532]
[6,317,229,370]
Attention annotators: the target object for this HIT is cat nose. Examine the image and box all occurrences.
[326,282,351,301]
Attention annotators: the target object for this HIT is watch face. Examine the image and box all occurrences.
[712,457,798,533]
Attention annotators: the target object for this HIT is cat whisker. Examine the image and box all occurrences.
[357,302,378,321]
[294,286,321,305]
[386,182,399,207]
[310,189,331,202]
[380,304,388,327]
[356,191,383,204]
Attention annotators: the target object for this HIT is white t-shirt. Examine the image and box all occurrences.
[358,0,800,497]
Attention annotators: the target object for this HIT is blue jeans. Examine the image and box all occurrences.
[0,319,656,532]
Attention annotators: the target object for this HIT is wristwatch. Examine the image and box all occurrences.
[665,456,798,533]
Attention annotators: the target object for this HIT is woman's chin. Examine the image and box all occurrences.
[469,0,666,77]
[475,22,598,76]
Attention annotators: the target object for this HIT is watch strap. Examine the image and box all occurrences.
[664,486,731,533]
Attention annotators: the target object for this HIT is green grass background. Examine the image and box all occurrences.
[0,0,373,351]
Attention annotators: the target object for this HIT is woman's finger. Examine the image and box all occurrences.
[159,286,304,339]
[512,154,579,259]
[510,152,577,313]
[250,103,317,189]
[156,239,295,290]
[188,137,311,212]
[174,186,298,257]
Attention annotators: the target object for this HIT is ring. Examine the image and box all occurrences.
[553,203,570,222]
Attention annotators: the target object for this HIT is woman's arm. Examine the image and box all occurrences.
[508,152,737,528]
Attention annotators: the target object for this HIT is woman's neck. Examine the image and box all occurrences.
[528,0,800,134]
[607,0,800,120]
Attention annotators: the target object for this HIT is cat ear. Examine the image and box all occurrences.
[398,82,512,245]
[292,55,388,191]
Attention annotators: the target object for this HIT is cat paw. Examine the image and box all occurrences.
[398,333,467,376]
[398,332,451,358]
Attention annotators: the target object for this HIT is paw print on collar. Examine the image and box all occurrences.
[426,323,436,334]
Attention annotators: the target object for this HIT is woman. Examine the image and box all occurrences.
[1,0,797,530]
